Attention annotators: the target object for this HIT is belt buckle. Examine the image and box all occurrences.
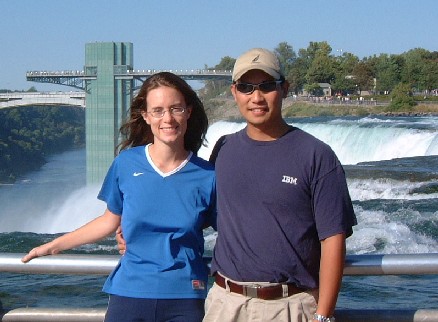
[243,284,262,298]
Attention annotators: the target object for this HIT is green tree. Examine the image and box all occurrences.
[213,56,235,70]
[352,61,374,94]
[304,41,332,60]
[339,52,360,75]
[274,42,296,77]
[306,54,336,84]
[302,41,336,91]
[288,55,308,95]
[287,44,325,94]
[417,50,438,92]
[401,48,428,91]
[387,83,416,111]
[420,59,438,93]
[374,54,403,93]
[0,106,85,183]
[330,52,359,95]
[200,56,236,100]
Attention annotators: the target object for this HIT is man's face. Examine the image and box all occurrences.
[231,69,287,132]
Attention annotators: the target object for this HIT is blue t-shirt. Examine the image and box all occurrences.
[99,145,216,299]
[211,127,356,289]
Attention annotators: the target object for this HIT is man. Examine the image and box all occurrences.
[203,48,356,322]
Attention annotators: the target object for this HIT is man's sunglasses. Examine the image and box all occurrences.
[235,80,283,94]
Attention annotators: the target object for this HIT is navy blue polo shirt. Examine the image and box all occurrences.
[210,127,356,288]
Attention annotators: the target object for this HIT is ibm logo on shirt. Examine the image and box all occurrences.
[282,175,298,185]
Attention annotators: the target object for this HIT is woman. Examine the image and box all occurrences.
[22,72,217,322]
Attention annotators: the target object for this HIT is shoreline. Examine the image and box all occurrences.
[205,97,438,122]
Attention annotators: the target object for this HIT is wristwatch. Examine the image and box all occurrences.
[313,313,336,322]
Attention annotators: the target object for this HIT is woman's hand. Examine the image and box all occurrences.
[22,242,59,263]
[115,226,126,255]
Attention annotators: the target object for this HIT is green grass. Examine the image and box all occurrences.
[282,101,438,118]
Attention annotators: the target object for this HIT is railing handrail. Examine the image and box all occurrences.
[1,253,438,322]
[1,253,437,276]
[3,308,438,322]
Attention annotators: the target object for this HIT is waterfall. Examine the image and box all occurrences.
[199,117,438,165]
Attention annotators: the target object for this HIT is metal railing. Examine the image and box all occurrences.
[1,253,438,322]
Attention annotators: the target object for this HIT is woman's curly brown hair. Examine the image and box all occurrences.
[118,72,208,154]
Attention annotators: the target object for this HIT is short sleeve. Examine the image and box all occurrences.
[97,159,123,216]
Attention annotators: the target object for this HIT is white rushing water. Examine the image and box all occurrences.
[1,116,437,256]
[200,117,438,165]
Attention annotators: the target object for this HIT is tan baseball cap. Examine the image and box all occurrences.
[232,48,283,82]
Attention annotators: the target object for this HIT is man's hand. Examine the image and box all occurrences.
[115,226,126,255]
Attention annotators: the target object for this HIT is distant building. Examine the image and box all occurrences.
[318,83,332,96]
[301,83,332,97]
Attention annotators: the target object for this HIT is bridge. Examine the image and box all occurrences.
[26,68,232,90]
[0,91,86,109]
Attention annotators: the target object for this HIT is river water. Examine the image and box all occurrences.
[1,116,437,311]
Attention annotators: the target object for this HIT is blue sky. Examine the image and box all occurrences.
[1,0,437,91]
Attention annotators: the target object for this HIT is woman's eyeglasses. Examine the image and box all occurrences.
[235,80,283,95]
[147,107,186,118]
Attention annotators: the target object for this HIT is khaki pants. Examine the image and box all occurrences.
[203,283,318,322]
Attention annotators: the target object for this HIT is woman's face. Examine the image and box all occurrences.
[141,86,191,148]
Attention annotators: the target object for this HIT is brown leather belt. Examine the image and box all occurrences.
[215,274,306,300]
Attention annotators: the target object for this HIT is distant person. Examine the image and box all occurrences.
[22,72,217,322]
[204,48,357,322]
